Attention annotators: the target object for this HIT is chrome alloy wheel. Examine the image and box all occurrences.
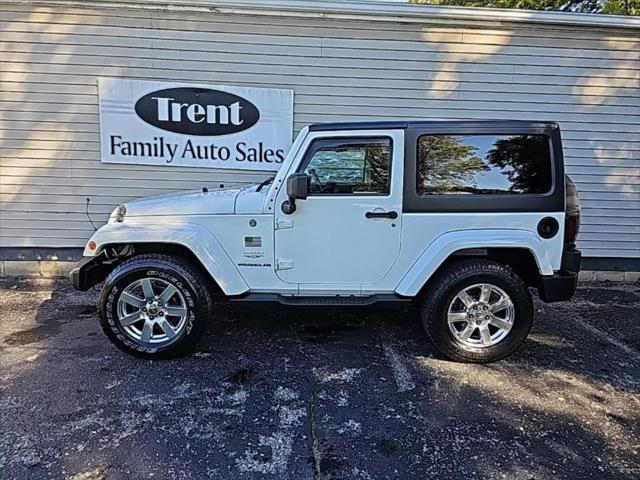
[447,283,515,348]
[116,278,188,345]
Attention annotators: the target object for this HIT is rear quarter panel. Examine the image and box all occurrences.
[362,212,565,296]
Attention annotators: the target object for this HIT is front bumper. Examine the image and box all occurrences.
[538,248,581,303]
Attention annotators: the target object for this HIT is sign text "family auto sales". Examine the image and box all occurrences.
[99,79,293,171]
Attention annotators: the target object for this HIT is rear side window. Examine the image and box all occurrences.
[302,138,391,195]
[416,134,553,195]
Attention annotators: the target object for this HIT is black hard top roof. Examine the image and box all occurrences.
[308,120,559,131]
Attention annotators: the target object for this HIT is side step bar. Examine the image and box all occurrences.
[230,293,412,308]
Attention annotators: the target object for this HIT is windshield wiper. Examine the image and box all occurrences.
[256,175,276,192]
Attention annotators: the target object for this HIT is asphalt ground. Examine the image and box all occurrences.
[0,278,639,480]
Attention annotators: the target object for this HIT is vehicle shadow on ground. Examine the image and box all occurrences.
[1,278,639,479]
[205,295,640,478]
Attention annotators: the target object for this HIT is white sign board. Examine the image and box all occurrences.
[98,78,293,171]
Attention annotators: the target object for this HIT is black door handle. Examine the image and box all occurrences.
[365,210,398,219]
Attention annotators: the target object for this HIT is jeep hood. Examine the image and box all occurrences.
[118,186,245,217]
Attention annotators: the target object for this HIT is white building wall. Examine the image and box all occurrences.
[1,1,639,259]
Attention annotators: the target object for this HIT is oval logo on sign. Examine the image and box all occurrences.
[134,87,260,136]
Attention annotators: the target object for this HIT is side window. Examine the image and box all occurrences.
[416,134,553,195]
[302,138,391,195]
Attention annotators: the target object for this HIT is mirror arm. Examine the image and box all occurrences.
[281,197,296,215]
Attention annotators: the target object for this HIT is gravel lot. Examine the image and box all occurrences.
[1,277,639,480]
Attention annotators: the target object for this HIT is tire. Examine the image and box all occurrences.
[419,259,533,363]
[98,254,212,359]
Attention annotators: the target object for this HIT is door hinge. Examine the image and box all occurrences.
[276,258,294,270]
[275,219,294,230]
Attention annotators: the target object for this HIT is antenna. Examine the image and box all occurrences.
[85,198,98,231]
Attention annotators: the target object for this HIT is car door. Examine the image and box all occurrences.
[274,129,404,293]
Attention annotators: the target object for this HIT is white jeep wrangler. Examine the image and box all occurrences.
[71,120,581,363]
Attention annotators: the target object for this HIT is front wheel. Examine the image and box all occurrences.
[420,259,533,363]
[99,254,212,359]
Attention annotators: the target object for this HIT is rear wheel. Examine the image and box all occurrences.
[99,254,212,359]
[419,259,533,363]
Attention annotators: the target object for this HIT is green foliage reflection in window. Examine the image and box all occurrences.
[417,134,553,195]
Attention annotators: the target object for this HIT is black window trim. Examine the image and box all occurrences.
[297,136,394,197]
[403,123,565,213]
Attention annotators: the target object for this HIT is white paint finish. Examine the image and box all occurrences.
[235,187,270,214]
[84,221,250,295]
[201,215,296,294]
[120,187,242,217]
[114,210,298,294]
[364,212,565,295]
[394,226,562,297]
[0,2,638,259]
[273,129,404,286]
[80,126,565,298]
[262,125,310,216]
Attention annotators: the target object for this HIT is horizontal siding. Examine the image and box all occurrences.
[0,4,639,258]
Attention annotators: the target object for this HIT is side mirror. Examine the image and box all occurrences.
[281,173,309,215]
[287,173,309,200]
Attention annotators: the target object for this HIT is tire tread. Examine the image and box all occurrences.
[99,253,212,359]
